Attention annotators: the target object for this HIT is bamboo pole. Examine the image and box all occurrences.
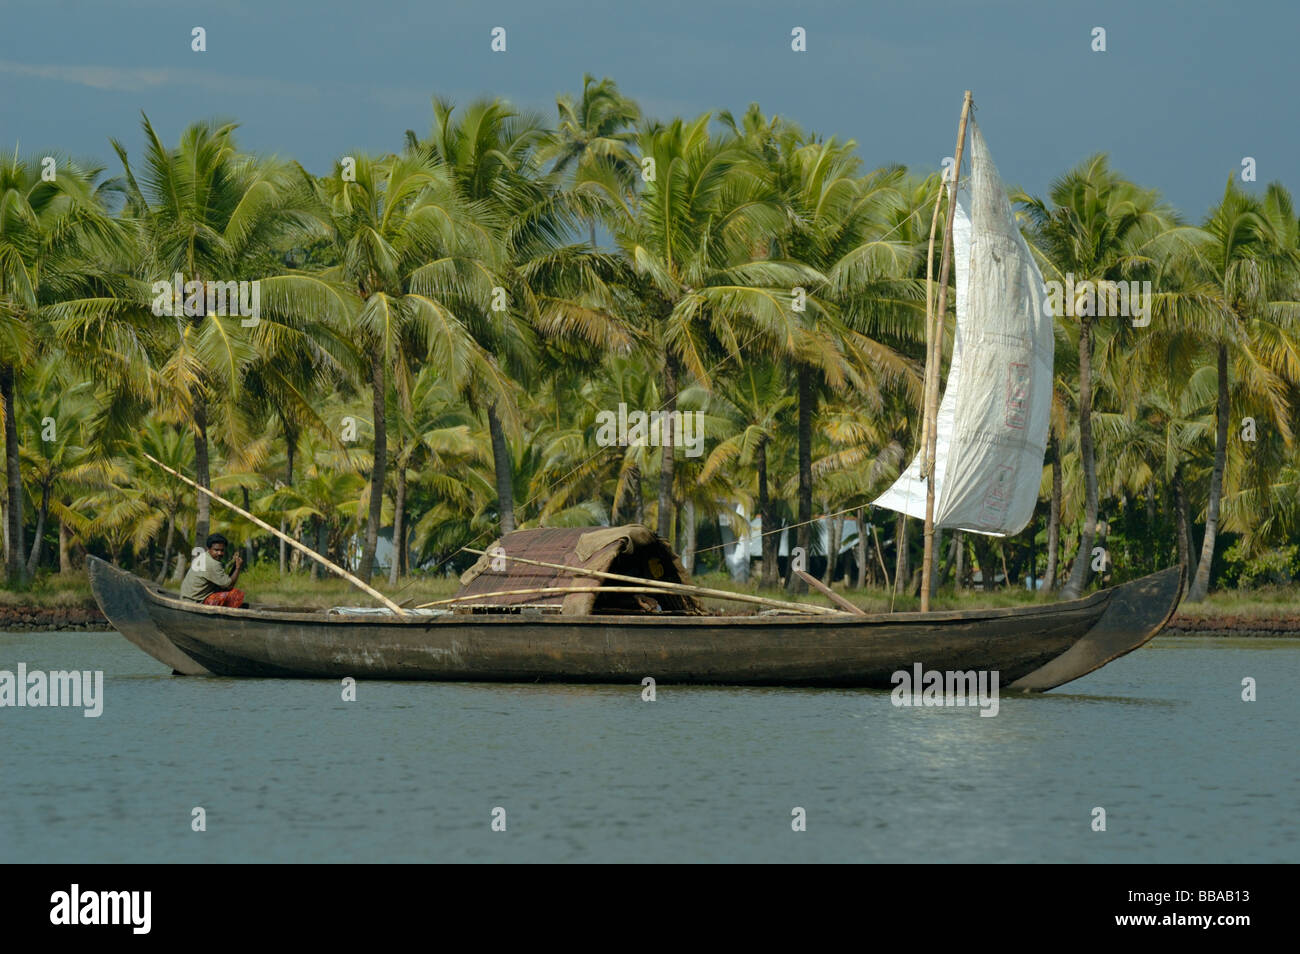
[457,548,848,616]
[421,585,689,608]
[143,453,408,616]
[918,165,947,478]
[794,570,867,616]
[921,90,973,614]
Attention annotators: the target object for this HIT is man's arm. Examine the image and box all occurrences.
[228,553,244,586]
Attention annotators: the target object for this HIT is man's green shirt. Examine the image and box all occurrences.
[181,556,233,602]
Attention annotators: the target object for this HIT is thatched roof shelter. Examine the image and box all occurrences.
[455,525,703,615]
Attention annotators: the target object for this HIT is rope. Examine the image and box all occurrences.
[690,504,882,558]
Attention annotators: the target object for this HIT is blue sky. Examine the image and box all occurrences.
[1,0,1293,219]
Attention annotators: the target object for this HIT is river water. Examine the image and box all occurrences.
[1,631,1296,863]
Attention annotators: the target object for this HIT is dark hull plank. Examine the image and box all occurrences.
[88,557,1183,692]
[88,558,212,676]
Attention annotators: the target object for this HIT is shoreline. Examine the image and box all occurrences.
[1163,615,1300,637]
[0,607,113,632]
[3,604,1299,635]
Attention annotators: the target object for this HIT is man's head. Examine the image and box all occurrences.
[205,533,228,560]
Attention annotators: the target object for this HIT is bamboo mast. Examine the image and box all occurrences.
[921,90,973,613]
[917,157,947,493]
[143,453,409,616]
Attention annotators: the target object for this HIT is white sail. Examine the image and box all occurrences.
[869,188,970,523]
[872,120,1053,536]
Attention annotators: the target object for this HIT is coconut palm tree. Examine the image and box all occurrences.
[313,149,504,577]
[53,117,351,552]
[542,75,641,248]
[720,108,921,589]
[386,365,480,583]
[1184,180,1300,600]
[1017,157,1189,599]
[0,150,120,581]
[409,97,630,537]
[121,417,196,580]
[18,361,116,575]
[262,436,367,580]
[699,360,796,585]
[803,174,917,586]
[1093,352,1213,591]
[608,113,810,539]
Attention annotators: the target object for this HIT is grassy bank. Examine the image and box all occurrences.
[0,565,461,612]
[5,565,1298,619]
[690,572,1300,619]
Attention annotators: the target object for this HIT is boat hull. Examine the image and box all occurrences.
[88,557,1182,691]
[88,557,212,675]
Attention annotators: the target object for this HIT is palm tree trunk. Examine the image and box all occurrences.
[681,499,696,574]
[855,508,868,589]
[487,403,515,535]
[1174,464,1193,594]
[1026,517,1037,589]
[927,527,943,600]
[175,519,192,578]
[399,512,409,576]
[823,504,841,585]
[975,536,994,592]
[192,392,210,546]
[758,438,778,587]
[938,531,957,586]
[1045,434,1062,589]
[59,517,72,573]
[1188,344,1229,602]
[893,512,909,597]
[953,531,965,591]
[359,350,386,578]
[1063,317,1098,599]
[312,518,326,581]
[656,354,678,539]
[0,364,26,582]
[280,426,296,575]
[388,463,407,586]
[25,483,49,577]
[1145,482,1157,572]
[157,512,176,583]
[790,363,814,593]
[630,464,644,525]
[241,486,254,568]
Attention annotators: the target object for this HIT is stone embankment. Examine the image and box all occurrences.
[0,606,110,631]
[1165,613,1300,637]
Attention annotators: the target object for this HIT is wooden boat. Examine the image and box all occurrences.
[88,555,1182,690]
[93,95,1182,693]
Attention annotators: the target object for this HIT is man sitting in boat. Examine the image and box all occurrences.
[180,533,246,608]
